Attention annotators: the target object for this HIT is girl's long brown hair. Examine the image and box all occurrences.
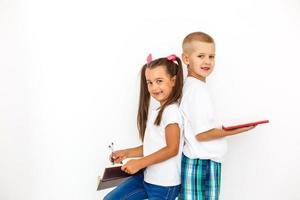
[137,56,183,141]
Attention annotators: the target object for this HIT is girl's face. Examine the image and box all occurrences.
[145,65,176,105]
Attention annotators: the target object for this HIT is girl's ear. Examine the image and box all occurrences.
[181,53,190,65]
[171,76,176,87]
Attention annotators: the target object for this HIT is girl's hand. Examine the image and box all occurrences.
[111,150,128,164]
[121,159,144,174]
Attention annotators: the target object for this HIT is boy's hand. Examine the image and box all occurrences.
[111,150,128,164]
[121,159,144,174]
[233,125,256,134]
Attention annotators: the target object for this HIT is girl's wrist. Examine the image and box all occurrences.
[124,149,130,158]
[138,157,147,169]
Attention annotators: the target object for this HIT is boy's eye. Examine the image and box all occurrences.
[209,55,215,59]
[198,55,205,58]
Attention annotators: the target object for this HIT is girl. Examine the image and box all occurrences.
[103,54,184,200]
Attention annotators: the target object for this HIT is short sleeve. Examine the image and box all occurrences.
[181,86,216,135]
[161,104,182,129]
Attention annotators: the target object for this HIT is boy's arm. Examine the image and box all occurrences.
[196,126,255,141]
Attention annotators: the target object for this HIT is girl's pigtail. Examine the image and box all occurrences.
[137,64,150,141]
[174,56,184,102]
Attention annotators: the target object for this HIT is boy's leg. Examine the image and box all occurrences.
[179,154,196,200]
[103,173,148,200]
[201,160,221,199]
[179,154,221,200]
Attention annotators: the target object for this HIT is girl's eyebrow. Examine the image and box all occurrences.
[146,77,164,82]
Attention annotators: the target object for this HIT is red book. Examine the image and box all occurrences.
[222,120,269,131]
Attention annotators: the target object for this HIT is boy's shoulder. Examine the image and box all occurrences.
[183,77,207,95]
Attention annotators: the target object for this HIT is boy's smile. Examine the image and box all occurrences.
[182,41,215,82]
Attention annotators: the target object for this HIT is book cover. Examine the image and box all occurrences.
[222,120,269,130]
[97,166,143,190]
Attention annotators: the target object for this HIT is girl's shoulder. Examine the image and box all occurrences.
[161,103,183,127]
[165,103,180,110]
[163,103,181,116]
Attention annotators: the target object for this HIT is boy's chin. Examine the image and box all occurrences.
[198,72,212,78]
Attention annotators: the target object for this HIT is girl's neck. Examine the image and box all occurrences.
[159,100,166,107]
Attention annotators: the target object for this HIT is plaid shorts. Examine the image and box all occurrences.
[179,154,222,200]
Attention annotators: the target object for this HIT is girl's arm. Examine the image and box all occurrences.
[122,123,180,174]
[125,145,144,157]
[195,126,255,141]
[112,145,143,163]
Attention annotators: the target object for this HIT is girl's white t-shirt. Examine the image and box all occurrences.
[180,77,227,163]
[143,103,183,186]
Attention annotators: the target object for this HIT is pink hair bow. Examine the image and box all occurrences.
[167,54,177,62]
[147,54,152,65]
[146,53,177,64]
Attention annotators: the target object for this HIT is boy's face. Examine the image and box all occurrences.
[182,41,215,82]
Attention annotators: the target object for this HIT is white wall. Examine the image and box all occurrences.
[1,0,300,199]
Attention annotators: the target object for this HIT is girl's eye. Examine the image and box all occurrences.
[156,80,163,84]
[147,82,152,85]
[209,55,215,59]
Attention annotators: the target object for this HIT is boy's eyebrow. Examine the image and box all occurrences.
[197,53,216,55]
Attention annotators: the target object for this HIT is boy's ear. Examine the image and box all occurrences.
[181,53,189,65]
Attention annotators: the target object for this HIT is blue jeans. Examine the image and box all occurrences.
[103,173,180,200]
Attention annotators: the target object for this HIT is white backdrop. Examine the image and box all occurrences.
[1,0,300,199]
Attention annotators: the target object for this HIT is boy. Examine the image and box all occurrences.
[179,32,255,199]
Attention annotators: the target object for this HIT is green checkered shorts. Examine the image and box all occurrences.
[179,154,222,200]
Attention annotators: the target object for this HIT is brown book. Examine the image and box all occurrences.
[97,166,142,190]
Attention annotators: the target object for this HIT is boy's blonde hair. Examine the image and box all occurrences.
[182,32,215,54]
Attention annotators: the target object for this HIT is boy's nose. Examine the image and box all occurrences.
[204,57,211,64]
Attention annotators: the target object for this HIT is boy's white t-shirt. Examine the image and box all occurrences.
[180,77,227,163]
[143,103,183,186]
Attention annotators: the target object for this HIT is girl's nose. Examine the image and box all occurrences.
[151,83,159,91]
[152,84,158,91]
